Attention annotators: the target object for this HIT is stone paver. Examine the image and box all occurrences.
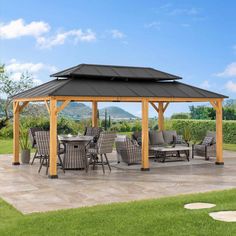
[209,211,236,222]
[184,202,216,210]
[0,150,235,214]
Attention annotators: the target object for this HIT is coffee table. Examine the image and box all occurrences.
[149,146,191,163]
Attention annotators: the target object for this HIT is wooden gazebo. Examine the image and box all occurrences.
[12,64,227,178]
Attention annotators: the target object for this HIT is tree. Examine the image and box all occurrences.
[0,65,34,121]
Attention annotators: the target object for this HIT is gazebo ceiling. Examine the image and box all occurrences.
[50,64,182,81]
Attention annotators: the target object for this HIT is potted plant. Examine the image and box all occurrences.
[183,127,192,144]
[20,126,31,164]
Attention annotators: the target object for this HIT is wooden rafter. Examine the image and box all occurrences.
[18,101,29,113]
[13,101,19,114]
[56,100,71,114]
[150,101,159,113]
[44,100,50,114]
[210,101,219,111]
[163,102,170,112]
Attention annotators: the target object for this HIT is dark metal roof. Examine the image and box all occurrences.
[51,64,182,81]
[12,78,227,99]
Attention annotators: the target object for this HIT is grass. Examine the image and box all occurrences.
[0,189,236,235]
[223,143,236,151]
[0,138,235,154]
[0,139,12,154]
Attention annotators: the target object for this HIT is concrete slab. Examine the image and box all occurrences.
[209,211,236,222]
[184,202,216,210]
[0,150,235,214]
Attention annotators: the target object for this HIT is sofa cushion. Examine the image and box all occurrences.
[162,130,177,144]
[149,130,165,145]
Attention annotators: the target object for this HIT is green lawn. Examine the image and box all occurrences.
[0,138,235,154]
[0,189,236,235]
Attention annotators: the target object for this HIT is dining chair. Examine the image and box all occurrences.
[29,127,44,165]
[35,131,65,175]
[87,131,116,173]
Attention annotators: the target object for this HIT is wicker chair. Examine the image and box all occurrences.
[87,131,116,173]
[194,131,216,160]
[35,131,65,175]
[84,127,103,148]
[116,138,141,165]
[29,127,44,165]
[63,142,86,170]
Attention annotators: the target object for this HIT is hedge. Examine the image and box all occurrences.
[170,119,236,144]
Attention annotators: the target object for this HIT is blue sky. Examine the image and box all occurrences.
[1,0,236,117]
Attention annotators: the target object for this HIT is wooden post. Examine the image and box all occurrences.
[158,102,164,131]
[141,99,149,171]
[49,98,58,178]
[13,101,20,165]
[215,100,224,165]
[92,101,98,127]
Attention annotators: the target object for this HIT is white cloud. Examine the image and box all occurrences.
[0,18,96,49]
[144,21,161,30]
[110,29,125,39]
[169,7,200,16]
[5,59,57,82]
[36,29,96,48]
[200,80,210,89]
[181,23,191,27]
[0,18,50,39]
[225,81,236,92]
[216,62,236,77]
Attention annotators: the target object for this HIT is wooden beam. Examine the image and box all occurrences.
[92,101,98,127]
[215,100,224,165]
[14,96,224,103]
[141,99,149,171]
[158,102,164,131]
[18,101,29,113]
[44,100,50,114]
[49,98,58,178]
[12,101,20,165]
[56,100,70,113]
[150,101,159,113]
[163,102,170,112]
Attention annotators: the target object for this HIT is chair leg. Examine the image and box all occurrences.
[38,156,45,173]
[31,150,38,165]
[100,154,105,174]
[104,154,111,172]
[58,154,65,173]
[46,157,49,175]
[92,155,97,170]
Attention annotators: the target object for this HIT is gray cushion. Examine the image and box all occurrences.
[202,136,213,146]
[206,131,216,143]
[149,131,165,145]
[162,130,177,144]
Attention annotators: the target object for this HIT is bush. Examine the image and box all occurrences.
[0,116,82,138]
[171,113,190,119]
[170,119,236,144]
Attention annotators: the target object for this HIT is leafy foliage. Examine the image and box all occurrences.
[171,119,236,143]
[171,112,190,119]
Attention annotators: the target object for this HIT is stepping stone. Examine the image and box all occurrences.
[184,202,216,210]
[209,211,236,222]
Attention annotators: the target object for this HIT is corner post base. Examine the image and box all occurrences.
[48,175,58,179]
[12,162,20,165]
[215,162,224,165]
[141,168,150,171]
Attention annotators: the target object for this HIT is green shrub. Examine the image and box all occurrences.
[170,119,236,144]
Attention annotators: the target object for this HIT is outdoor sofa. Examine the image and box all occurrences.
[116,130,188,165]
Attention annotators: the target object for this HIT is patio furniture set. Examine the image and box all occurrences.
[29,126,217,175]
